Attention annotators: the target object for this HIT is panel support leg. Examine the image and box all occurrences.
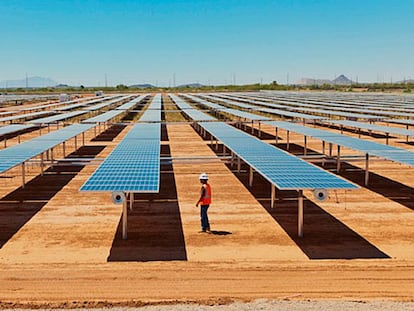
[40,153,44,176]
[336,145,341,172]
[271,184,276,209]
[304,135,307,156]
[22,162,26,189]
[365,153,370,186]
[237,157,241,173]
[298,190,304,238]
[122,193,128,240]
[249,166,253,187]
[287,130,290,150]
[275,127,278,145]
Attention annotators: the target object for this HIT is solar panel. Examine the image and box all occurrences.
[201,94,323,121]
[0,111,53,123]
[0,124,37,136]
[323,119,414,137]
[0,123,95,174]
[199,122,357,190]
[82,95,147,123]
[80,94,161,193]
[184,94,272,121]
[267,120,414,167]
[169,94,217,121]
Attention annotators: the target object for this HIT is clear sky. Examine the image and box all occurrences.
[1,0,413,86]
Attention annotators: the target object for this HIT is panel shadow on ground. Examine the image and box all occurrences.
[0,145,105,249]
[107,144,187,262]
[223,161,390,260]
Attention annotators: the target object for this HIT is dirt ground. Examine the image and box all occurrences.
[1,104,414,308]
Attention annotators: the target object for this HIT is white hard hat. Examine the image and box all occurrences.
[199,172,209,180]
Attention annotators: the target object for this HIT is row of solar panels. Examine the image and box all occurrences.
[80,94,162,192]
[187,94,414,168]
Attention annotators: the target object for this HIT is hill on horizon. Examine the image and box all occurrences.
[296,74,354,85]
[0,76,58,88]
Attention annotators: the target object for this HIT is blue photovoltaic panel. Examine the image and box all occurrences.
[80,95,161,193]
[0,123,95,174]
[184,94,272,121]
[0,111,53,123]
[169,94,216,121]
[0,124,37,136]
[323,119,414,137]
[199,122,357,190]
[82,95,147,123]
[28,110,86,124]
[201,94,323,121]
[267,120,414,167]
[54,95,119,111]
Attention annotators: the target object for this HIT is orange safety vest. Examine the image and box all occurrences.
[201,183,212,205]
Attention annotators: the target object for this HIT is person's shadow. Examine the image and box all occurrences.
[209,230,232,236]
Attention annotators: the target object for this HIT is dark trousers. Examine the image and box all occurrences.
[200,204,210,230]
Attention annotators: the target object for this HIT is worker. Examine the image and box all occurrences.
[196,172,212,233]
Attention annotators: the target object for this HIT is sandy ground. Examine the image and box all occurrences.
[1,104,414,308]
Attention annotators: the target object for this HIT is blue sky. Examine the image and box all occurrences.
[1,0,413,86]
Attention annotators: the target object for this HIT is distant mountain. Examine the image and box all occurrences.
[177,83,204,88]
[296,78,332,85]
[129,83,156,89]
[0,76,58,88]
[296,75,354,85]
[332,74,353,85]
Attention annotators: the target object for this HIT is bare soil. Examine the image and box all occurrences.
[1,112,414,308]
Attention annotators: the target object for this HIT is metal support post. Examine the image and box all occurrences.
[18,135,21,143]
[287,130,290,150]
[215,139,218,151]
[237,157,241,173]
[304,135,307,156]
[251,121,254,134]
[336,145,341,172]
[63,142,66,157]
[82,132,85,146]
[258,122,261,138]
[40,153,44,176]
[365,153,370,186]
[271,184,276,209]
[222,145,226,156]
[22,162,26,189]
[385,133,389,145]
[129,193,134,211]
[329,143,332,157]
[249,166,253,187]
[51,148,54,162]
[122,193,128,240]
[275,127,278,145]
[74,136,78,150]
[3,138,6,148]
[298,190,304,238]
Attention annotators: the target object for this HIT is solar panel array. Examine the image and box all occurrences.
[323,119,414,138]
[219,93,383,120]
[82,95,147,123]
[80,95,161,192]
[0,123,95,174]
[266,121,414,167]
[169,94,217,121]
[198,122,357,190]
[172,95,356,190]
[201,94,323,121]
[183,94,272,121]
[0,124,37,137]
